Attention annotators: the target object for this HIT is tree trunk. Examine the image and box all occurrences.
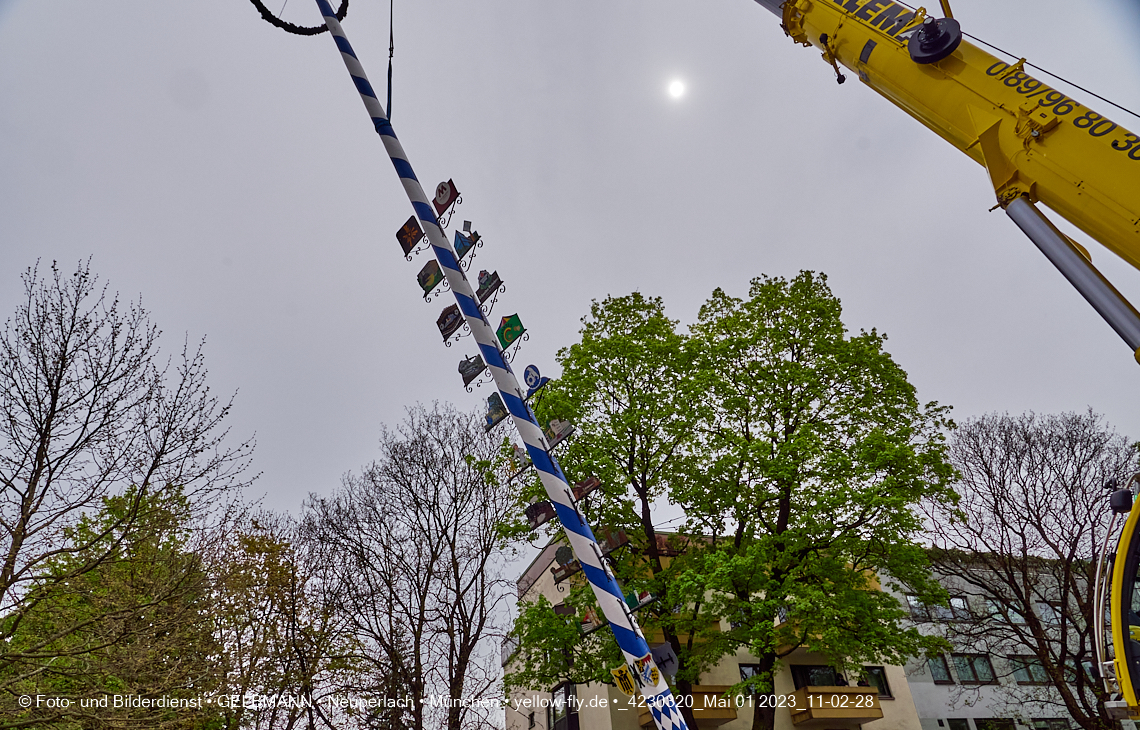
[750,655,779,730]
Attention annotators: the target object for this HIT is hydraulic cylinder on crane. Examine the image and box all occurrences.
[751,0,1140,359]
[751,0,1140,713]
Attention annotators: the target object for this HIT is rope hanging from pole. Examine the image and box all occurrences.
[387,0,394,119]
[246,0,396,121]
[246,0,348,35]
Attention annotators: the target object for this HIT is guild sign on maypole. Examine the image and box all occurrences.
[309,3,690,728]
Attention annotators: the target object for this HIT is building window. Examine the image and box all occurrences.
[1036,601,1062,625]
[1010,655,1049,685]
[953,654,996,684]
[1031,720,1070,730]
[984,599,1026,624]
[1064,658,1096,682]
[739,663,762,694]
[790,665,846,688]
[976,720,1015,730]
[547,684,576,730]
[928,655,954,684]
[906,594,929,621]
[861,666,892,698]
[947,720,970,730]
[930,595,972,621]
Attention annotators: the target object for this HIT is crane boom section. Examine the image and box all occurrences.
[761,0,1140,271]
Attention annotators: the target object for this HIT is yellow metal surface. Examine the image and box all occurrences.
[769,1,1140,706]
[780,0,1140,272]
[1111,503,1140,707]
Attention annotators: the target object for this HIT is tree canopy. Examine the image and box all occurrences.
[680,272,955,730]
[0,262,252,729]
[302,403,517,730]
[509,272,955,730]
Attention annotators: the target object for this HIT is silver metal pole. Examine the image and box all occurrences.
[1006,196,1140,359]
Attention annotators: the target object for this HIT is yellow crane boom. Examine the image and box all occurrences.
[750,0,1140,714]
[751,0,1140,359]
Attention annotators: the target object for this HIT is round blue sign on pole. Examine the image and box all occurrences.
[523,364,541,390]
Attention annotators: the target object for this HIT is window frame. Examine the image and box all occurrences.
[906,594,930,621]
[1063,658,1095,683]
[984,598,1027,624]
[790,664,842,689]
[976,720,1015,730]
[928,655,955,685]
[949,596,972,620]
[1009,655,1050,685]
[862,665,893,698]
[547,683,576,730]
[952,654,997,685]
[739,663,763,695]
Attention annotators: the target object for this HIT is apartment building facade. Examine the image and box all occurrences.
[505,542,1110,730]
[504,540,923,730]
[899,585,1096,730]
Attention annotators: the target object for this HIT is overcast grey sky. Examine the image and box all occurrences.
[1,0,1138,514]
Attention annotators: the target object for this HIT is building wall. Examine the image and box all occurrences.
[891,579,1086,730]
[507,543,1097,730]
[903,652,1078,730]
[505,541,924,730]
[866,662,924,730]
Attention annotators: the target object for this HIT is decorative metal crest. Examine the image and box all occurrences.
[437,304,462,339]
[433,179,462,229]
[418,259,451,302]
[458,353,488,391]
[484,391,509,432]
[496,314,528,363]
[544,419,575,449]
[454,229,484,272]
[397,215,429,260]
[523,364,551,401]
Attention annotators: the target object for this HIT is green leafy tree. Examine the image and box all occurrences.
[677,272,955,730]
[509,275,954,730]
[0,261,252,727]
[504,589,623,693]
[210,513,352,730]
[516,293,711,728]
[0,487,223,730]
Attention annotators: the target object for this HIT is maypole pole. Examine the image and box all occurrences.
[309,2,688,728]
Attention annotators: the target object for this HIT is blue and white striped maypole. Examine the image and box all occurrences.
[311,3,688,728]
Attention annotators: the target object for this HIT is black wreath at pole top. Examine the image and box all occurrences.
[247,0,349,35]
